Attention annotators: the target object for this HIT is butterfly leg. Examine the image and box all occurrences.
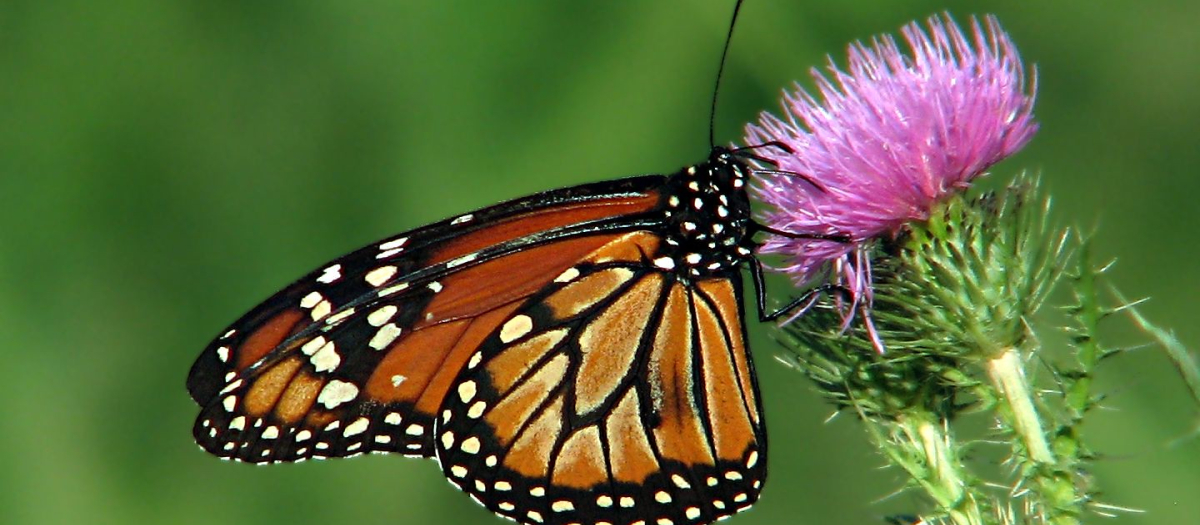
[753,224,849,243]
[732,140,794,156]
[749,257,849,322]
[751,222,851,243]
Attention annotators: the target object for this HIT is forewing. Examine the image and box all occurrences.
[435,235,767,525]
[188,178,665,463]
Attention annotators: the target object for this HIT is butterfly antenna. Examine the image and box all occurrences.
[709,0,746,149]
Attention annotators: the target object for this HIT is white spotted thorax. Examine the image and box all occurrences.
[656,147,755,278]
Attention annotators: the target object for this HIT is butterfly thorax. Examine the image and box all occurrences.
[654,148,755,279]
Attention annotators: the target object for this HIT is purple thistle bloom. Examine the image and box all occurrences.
[744,14,1037,344]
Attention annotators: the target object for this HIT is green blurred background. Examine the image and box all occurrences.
[2,1,1197,524]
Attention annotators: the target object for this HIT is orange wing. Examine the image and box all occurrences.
[435,231,767,525]
[188,177,665,462]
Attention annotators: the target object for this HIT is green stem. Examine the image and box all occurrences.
[984,348,1054,464]
[985,348,1083,525]
[892,412,986,525]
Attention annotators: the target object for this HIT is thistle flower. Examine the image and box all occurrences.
[747,13,1197,525]
[744,14,1038,333]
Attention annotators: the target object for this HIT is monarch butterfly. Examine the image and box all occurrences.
[187,3,842,525]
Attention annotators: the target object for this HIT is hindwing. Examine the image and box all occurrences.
[435,231,767,525]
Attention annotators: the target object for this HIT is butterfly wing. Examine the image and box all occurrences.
[188,176,668,462]
[435,230,767,525]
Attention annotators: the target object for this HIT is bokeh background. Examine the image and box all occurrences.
[2,1,1197,524]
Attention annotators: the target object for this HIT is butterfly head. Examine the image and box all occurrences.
[657,147,755,278]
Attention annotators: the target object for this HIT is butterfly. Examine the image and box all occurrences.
[187,4,844,525]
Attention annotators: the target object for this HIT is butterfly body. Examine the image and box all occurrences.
[189,146,769,525]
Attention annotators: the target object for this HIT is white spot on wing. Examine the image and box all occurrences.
[451,214,473,225]
[219,379,243,395]
[317,264,342,283]
[300,291,323,309]
[379,237,408,251]
[343,417,369,437]
[457,381,477,403]
[653,256,675,270]
[365,266,398,287]
[554,267,580,283]
[368,305,398,327]
[460,436,480,454]
[310,341,341,372]
[369,323,402,350]
[499,315,533,343]
[310,300,332,320]
[427,281,443,293]
[390,374,406,387]
[216,346,230,362]
[229,416,246,431]
[317,380,359,409]
[467,401,486,419]
[301,336,326,355]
